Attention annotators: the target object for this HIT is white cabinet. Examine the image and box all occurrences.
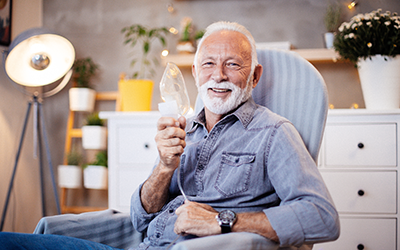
[100,111,160,213]
[315,110,400,250]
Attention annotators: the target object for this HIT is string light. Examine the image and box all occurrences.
[348,0,358,10]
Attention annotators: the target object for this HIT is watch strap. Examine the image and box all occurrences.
[220,224,231,234]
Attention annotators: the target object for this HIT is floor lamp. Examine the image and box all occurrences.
[0,27,75,231]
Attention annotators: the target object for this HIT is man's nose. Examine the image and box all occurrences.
[211,64,228,83]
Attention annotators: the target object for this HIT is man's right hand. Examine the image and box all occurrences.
[140,116,187,214]
[155,116,187,171]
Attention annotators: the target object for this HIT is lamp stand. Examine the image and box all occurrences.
[0,95,61,231]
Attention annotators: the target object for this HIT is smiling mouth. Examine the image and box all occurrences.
[209,88,231,93]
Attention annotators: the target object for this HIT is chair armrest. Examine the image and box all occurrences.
[33,209,142,249]
[171,232,313,250]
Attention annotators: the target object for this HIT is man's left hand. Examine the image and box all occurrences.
[174,200,220,237]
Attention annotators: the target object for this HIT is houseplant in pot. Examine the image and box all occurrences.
[69,57,99,112]
[84,151,108,189]
[82,112,107,150]
[334,9,400,109]
[176,17,196,54]
[120,24,169,111]
[58,149,83,188]
[323,2,341,49]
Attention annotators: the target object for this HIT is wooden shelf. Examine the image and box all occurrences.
[161,48,342,67]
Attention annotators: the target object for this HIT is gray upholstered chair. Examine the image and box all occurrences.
[34,48,328,250]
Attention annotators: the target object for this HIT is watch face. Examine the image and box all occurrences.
[218,210,236,224]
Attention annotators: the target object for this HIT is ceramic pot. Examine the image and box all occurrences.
[83,165,108,189]
[118,79,153,111]
[323,32,335,49]
[58,165,82,188]
[358,55,400,110]
[69,87,96,112]
[82,125,107,150]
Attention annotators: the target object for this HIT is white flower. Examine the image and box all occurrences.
[366,21,372,26]
[385,21,391,26]
[367,42,372,48]
[349,33,355,38]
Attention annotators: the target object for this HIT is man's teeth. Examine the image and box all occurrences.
[211,88,230,93]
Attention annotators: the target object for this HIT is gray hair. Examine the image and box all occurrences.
[193,21,258,75]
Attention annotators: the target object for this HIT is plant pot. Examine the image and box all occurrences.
[69,87,96,112]
[82,125,107,150]
[358,55,400,110]
[58,165,82,188]
[83,165,108,189]
[118,79,153,111]
[323,32,335,49]
[176,41,195,54]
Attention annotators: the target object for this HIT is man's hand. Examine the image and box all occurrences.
[174,200,220,237]
[155,116,187,171]
[141,116,187,214]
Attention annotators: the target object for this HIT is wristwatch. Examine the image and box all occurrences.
[215,210,237,234]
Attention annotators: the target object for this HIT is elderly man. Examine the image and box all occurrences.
[131,21,339,250]
[0,21,339,250]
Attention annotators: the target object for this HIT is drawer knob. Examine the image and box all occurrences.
[357,244,364,250]
[357,190,365,196]
[144,143,150,149]
[357,143,364,149]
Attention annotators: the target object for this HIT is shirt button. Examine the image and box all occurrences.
[169,208,174,214]
[155,232,161,238]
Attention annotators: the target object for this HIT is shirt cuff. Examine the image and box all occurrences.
[264,205,304,247]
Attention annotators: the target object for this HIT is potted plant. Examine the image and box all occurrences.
[119,24,169,111]
[194,29,205,48]
[58,149,83,188]
[323,2,341,49]
[82,112,107,150]
[334,9,400,109]
[83,151,108,189]
[177,17,196,54]
[69,57,99,112]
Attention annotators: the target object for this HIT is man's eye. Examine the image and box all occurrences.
[202,62,214,67]
[227,62,240,68]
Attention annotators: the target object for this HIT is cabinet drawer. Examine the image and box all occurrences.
[115,166,154,213]
[314,217,396,250]
[320,171,397,214]
[117,125,159,165]
[324,123,397,167]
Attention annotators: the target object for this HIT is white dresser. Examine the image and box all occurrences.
[102,110,400,249]
[100,111,160,213]
[315,109,400,250]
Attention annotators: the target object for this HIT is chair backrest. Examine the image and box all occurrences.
[194,48,328,162]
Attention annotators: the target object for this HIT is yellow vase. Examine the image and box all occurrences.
[118,79,153,111]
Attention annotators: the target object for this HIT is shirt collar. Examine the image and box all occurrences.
[188,97,258,133]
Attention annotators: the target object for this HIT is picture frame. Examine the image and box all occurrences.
[0,0,11,46]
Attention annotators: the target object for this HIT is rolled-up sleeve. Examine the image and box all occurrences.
[130,183,159,233]
[263,122,340,247]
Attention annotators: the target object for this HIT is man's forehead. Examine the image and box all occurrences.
[198,30,251,58]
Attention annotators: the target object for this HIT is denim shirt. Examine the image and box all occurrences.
[131,98,339,249]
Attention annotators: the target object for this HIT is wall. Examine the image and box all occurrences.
[0,0,399,233]
[0,0,43,233]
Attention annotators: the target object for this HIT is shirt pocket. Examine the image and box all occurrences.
[214,152,256,197]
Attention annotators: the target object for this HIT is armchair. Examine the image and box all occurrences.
[34,48,328,250]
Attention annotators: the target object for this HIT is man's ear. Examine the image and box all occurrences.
[252,64,263,88]
[192,64,197,80]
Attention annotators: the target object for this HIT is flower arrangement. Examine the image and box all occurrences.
[334,9,400,66]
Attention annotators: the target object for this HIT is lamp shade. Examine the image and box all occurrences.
[4,27,75,87]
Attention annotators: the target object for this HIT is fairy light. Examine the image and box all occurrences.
[348,1,358,10]
[161,49,169,57]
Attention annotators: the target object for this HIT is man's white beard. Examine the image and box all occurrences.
[197,79,253,115]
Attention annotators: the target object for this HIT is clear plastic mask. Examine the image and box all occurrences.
[158,62,190,117]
